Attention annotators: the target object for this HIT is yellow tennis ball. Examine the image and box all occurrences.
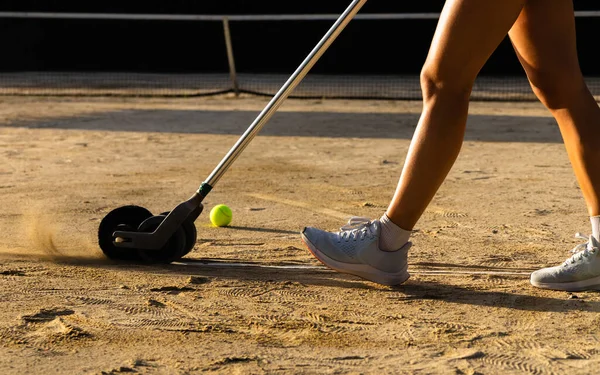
[210,204,232,227]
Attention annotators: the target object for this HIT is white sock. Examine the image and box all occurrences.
[379,213,411,251]
[591,216,600,242]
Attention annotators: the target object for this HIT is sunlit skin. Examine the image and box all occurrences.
[385,0,600,230]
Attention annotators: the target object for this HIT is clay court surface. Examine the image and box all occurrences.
[1,94,600,374]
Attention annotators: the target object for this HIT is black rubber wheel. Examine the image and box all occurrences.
[181,221,197,257]
[160,211,197,258]
[136,215,187,264]
[98,205,153,261]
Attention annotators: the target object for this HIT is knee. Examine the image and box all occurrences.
[527,68,587,110]
[419,65,473,106]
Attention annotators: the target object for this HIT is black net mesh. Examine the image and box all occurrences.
[1,15,599,101]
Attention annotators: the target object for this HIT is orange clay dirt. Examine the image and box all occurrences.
[1,94,599,374]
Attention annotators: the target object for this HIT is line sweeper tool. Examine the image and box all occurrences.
[98,0,368,263]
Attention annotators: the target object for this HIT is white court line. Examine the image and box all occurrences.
[173,261,531,277]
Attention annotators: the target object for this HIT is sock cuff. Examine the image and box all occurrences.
[379,213,411,251]
[381,213,411,233]
[590,216,600,242]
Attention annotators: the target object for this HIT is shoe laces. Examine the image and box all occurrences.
[338,216,376,242]
[565,233,598,265]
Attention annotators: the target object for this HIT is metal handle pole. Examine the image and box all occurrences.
[199,0,368,195]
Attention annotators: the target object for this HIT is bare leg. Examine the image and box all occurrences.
[385,0,526,230]
[509,0,600,292]
[509,0,600,216]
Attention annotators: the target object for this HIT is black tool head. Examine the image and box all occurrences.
[98,205,153,261]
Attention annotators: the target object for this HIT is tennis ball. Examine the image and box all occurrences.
[210,204,232,227]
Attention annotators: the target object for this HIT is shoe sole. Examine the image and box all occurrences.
[301,232,410,286]
[530,275,600,292]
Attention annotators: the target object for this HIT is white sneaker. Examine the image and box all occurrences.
[301,217,411,286]
[530,233,600,291]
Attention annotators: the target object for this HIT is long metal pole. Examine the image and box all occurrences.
[202,0,367,192]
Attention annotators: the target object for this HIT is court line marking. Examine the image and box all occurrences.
[246,192,353,220]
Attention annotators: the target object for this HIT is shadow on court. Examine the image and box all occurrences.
[173,261,599,313]
[387,281,598,313]
[33,255,599,313]
[169,261,598,312]
[223,225,299,235]
[4,108,564,143]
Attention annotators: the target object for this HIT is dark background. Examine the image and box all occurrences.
[1,0,598,76]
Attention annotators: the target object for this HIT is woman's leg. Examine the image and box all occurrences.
[301,0,526,286]
[509,0,600,217]
[386,0,526,231]
[509,0,600,291]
